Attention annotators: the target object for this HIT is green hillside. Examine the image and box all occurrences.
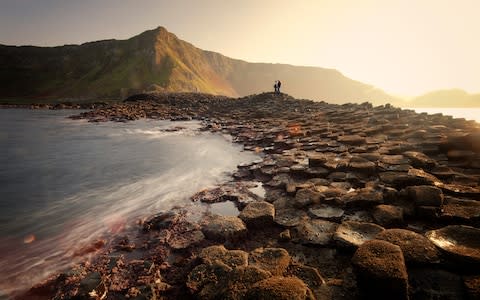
[0,26,396,104]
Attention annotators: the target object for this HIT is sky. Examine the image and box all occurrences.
[0,0,479,96]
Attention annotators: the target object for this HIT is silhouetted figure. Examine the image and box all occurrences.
[274,80,278,93]
[277,80,282,93]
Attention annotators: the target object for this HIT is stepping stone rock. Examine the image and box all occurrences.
[246,276,315,300]
[295,219,338,246]
[249,247,291,276]
[352,240,409,300]
[239,201,275,228]
[201,215,247,242]
[295,188,322,208]
[380,155,410,165]
[199,245,248,268]
[375,229,441,265]
[308,204,344,221]
[404,185,444,207]
[426,225,480,265]
[333,221,385,248]
[338,187,383,208]
[274,209,308,227]
[372,204,404,227]
[168,230,205,250]
[409,268,464,300]
[403,151,437,169]
[441,197,480,223]
[337,135,365,145]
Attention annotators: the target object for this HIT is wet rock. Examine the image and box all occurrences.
[375,229,441,265]
[295,219,338,246]
[352,240,409,300]
[294,188,322,208]
[246,276,315,300]
[308,204,344,221]
[404,185,444,207]
[333,221,385,249]
[201,215,247,242]
[168,230,205,250]
[78,272,102,296]
[249,247,291,276]
[143,211,180,231]
[338,187,383,208]
[239,201,275,228]
[372,204,404,227]
[199,245,249,268]
[274,209,308,227]
[426,225,480,265]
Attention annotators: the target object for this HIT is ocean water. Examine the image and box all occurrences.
[0,109,258,295]
[406,107,480,123]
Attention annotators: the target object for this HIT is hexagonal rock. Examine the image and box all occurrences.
[347,158,376,174]
[333,221,385,249]
[403,151,437,169]
[441,197,480,223]
[337,135,366,145]
[338,187,383,208]
[295,219,338,246]
[380,155,410,165]
[167,230,205,250]
[199,245,248,268]
[288,264,326,289]
[404,185,444,207]
[274,209,308,227]
[239,201,275,228]
[248,248,291,276]
[294,188,322,208]
[375,229,441,265]
[372,204,404,227]
[426,225,480,265]
[352,240,409,300]
[246,276,315,300]
[308,154,327,167]
[201,215,247,242]
[308,205,344,221]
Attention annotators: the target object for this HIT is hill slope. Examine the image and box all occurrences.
[0,26,396,104]
[405,89,480,107]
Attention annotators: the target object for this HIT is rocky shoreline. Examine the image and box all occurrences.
[17,92,480,299]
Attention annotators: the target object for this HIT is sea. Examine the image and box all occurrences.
[0,109,258,296]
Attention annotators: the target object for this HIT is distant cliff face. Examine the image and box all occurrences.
[0,26,395,104]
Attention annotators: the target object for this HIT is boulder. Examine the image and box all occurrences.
[375,229,441,265]
[334,221,385,248]
[201,215,247,242]
[372,204,404,227]
[295,219,338,246]
[248,248,291,276]
[239,201,275,228]
[352,240,409,300]
[246,276,315,300]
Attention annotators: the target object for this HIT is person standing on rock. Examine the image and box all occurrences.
[274,80,278,93]
[277,80,282,94]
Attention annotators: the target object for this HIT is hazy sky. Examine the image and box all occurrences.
[0,0,479,96]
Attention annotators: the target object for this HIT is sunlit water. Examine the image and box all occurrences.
[406,107,480,123]
[0,109,258,296]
